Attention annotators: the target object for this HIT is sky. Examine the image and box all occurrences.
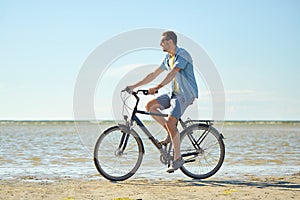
[1,0,300,121]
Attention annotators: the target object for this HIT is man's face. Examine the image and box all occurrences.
[160,36,171,52]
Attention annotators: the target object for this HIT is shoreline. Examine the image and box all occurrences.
[1,174,299,200]
[1,120,300,124]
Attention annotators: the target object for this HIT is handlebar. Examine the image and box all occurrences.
[127,89,158,102]
[133,89,157,95]
[122,87,158,96]
[121,88,158,120]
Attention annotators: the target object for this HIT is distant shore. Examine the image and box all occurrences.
[1,120,300,124]
[0,174,299,200]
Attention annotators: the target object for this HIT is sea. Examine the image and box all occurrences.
[0,121,299,181]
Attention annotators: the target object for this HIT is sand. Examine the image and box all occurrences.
[0,174,299,200]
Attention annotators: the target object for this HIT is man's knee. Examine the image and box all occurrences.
[165,116,178,129]
[145,100,159,112]
[145,102,152,112]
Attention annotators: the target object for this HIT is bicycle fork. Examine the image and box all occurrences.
[114,131,130,156]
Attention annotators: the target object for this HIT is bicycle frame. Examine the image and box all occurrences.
[126,90,186,150]
[125,90,214,151]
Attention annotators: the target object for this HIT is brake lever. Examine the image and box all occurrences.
[122,86,133,94]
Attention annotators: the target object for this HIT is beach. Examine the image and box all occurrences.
[0,174,299,200]
[0,121,299,199]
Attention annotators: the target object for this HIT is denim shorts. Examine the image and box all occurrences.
[156,93,194,119]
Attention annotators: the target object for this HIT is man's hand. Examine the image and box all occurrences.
[148,84,163,95]
[148,87,158,95]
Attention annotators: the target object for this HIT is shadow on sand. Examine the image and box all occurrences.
[182,178,300,190]
[118,175,300,191]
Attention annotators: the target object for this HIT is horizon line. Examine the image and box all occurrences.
[1,119,300,123]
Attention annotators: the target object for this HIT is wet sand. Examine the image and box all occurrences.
[0,174,299,200]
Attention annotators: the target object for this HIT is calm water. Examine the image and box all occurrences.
[0,121,299,180]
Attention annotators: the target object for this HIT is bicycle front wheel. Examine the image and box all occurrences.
[180,123,225,179]
[93,125,144,181]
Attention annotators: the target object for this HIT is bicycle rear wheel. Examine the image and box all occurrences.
[180,123,225,179]
[93,125,144,181]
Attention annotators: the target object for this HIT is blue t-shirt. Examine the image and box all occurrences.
[159,47,198,101]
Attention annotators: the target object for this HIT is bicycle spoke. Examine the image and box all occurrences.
[180,124,225,179]
[94,126,143,181]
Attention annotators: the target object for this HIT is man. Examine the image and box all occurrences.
[127,31,198,173]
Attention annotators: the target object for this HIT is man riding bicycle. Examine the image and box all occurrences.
[126,30,198,173]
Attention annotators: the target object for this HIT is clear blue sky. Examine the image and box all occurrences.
[1,0,300,120]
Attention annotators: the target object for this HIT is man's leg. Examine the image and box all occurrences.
[145,99,167,127]
[146,98,172,144]
[165,116,181,161]
[147,99,181,160]
[165,115,185,173]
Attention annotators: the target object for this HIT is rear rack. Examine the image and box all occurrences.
[184,119,214,126]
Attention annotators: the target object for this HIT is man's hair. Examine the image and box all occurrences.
[162,31,177,45]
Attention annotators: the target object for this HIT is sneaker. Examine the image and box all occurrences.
[166,158,185,173]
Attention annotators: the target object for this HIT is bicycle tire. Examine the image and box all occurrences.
[180,123,225,179]
[93,125,144,181]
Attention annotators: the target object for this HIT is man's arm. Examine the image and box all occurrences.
[149,67,180,94]
[128,67,164,90]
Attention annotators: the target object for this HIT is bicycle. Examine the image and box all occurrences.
[93,89,225,181]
